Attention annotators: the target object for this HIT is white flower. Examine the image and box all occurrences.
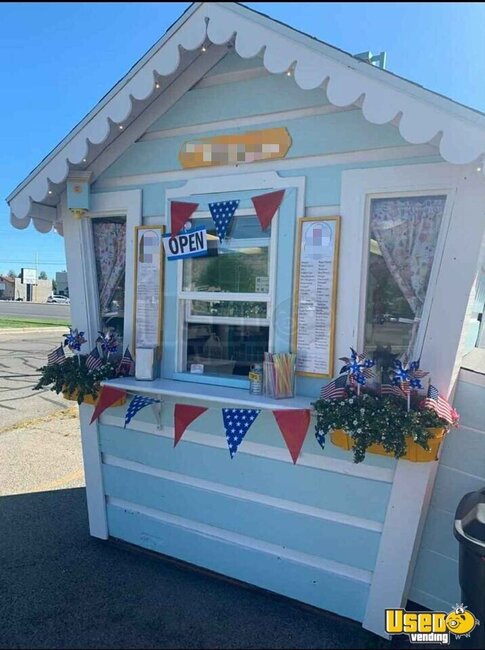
[353,419,358,426]
[357,428,362,434]
[349,399,354,405]
[360,408,365,414]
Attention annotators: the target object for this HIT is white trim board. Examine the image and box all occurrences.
[100,413,395,484]
[138,103,356,142]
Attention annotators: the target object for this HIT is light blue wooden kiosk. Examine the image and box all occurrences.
[7,2,485,638]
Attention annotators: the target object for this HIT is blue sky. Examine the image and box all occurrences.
[2,2,485,278]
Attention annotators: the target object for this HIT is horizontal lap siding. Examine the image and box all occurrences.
[106,504,370,622]
[409,378,485,611]
[99,423,393,522]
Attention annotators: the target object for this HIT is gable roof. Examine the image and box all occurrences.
[7,1,485,233]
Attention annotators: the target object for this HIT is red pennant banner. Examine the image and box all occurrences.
[273,409,311,464]
[170,201,199,237]
[174,403,208,447]
[90,386,127,424]
[251,189,285,231]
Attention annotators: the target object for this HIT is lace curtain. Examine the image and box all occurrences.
[370,195,446,354]
[92,221,126,314]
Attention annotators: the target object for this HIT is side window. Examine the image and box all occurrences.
[92,217,126,343]
[364,195,446,360]
[177,212,274,380]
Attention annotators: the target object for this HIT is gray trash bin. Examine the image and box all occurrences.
[453,487,485,649]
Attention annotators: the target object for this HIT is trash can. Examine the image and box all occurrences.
[453,487,485,649]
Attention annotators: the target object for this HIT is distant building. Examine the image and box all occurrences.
[14,278,52,302]
[56,271,69,296]
[0,275,15,300]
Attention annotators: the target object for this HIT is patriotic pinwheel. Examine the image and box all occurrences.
[390,358,429,409]
[339,347,375,393]
[97,329,119,359]
[63,327,86,352]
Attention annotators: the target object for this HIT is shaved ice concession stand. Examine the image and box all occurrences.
[7,2,485,638]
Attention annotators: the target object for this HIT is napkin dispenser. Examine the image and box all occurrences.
[135,347,158,381]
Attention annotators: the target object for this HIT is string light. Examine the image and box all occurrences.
[82,158,87,163]
[201,45,207,53]
[119,125,124,130]
[155,82,160,89]
[476,166,482,172]
[286,68,292,77]
[48,190,53,195]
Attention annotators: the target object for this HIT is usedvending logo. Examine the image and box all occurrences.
[385,604,479,644]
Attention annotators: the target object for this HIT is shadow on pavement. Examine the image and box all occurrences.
[0,488,418,649]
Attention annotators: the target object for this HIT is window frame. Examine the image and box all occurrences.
[164,171,305,389]
[361,189,452,358]
[174,207,278,386]
[340,164,458,365]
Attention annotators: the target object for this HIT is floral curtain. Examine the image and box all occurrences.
[370,195,446,353]
[92,221,126,314]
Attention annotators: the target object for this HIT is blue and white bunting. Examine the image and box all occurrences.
[208,200,240,242]
[222,408,260,458]
[124,394,160,428]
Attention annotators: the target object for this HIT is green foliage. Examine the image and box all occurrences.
[38,271,48,280]
[313,392,449,463]
[34,355,119,405]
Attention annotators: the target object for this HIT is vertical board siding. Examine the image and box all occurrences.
[106,504,370,622]
[410,377,485,611]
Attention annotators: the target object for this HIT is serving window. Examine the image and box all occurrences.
[176,210,275,380]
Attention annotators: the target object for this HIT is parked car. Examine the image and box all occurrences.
[47,295,70,304]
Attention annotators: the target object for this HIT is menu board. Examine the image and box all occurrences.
[134,226,164,349]
[292,217,340,378]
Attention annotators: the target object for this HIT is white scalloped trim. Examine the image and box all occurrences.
[9,2,485,231]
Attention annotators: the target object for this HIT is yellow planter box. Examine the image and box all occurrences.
[62,388,125,408]
[330,427,447,462]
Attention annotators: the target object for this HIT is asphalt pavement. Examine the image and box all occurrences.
[0,301,70,320]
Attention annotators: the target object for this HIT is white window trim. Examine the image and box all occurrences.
[339,163,459,367]
[165,171,305,386]
[83,190,142,353]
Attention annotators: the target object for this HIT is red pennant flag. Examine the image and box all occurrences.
[174,403,208,447]
[273,409,311,464]
[251,189,285,231]
[170,201,199,236]
[90,386,127,424]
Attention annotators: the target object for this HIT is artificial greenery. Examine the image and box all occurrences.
[34,355,119,405]
[313,391,450,463]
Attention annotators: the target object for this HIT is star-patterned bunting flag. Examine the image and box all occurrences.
[222,408,260,458]
[208,200,240,242]
[124,395,160,428]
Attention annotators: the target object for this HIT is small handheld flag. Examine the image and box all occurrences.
[47,345,66,366]
[422,385,457,426]
[85,347,104,373]
[320,374,347,400]
[117,348,135,377]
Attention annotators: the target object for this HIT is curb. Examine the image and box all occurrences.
[0,327,68,335]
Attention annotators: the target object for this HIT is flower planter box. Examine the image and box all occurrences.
[62,388,126,408]
[330,427,447,462]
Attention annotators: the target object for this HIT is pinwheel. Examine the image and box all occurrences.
[339,347,375,395]
[63,327,86,352]
[390,358,429,410]
[97,329,119,360]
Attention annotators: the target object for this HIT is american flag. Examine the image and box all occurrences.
[320,374,347,400]
[47,345,66,366]
[208,200,239,242]
[381,372,407,399]
[117,347,135,377]
[222,408,260,458]
[85,347,104,373]
[124,395,160,428]
[422,384,455,425]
